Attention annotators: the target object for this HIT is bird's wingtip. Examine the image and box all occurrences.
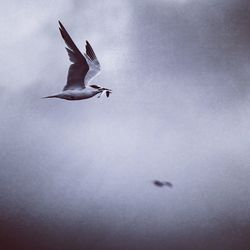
[58,20,63,28]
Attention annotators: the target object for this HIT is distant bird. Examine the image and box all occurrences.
[153,180,173,188]
[43,21,111,100]
[164,181,173,188]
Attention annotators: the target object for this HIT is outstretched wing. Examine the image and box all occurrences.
[58,21,89,90]
[84,41,101,84]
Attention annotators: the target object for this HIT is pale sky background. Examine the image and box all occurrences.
[1,0,250,249]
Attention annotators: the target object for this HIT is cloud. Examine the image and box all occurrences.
[1,0,250,249]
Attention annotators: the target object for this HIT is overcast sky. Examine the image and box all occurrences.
[1,0,250,249]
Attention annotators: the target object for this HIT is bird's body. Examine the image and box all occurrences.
[43,21,111,101]
[45,87,100,100]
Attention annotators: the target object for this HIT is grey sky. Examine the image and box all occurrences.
[1,0,250,249]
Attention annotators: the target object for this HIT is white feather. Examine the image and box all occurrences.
[84,53,101,84]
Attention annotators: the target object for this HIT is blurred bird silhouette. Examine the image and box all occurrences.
[153,180,173,188]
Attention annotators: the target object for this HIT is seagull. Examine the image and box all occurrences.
[43,21,111,100]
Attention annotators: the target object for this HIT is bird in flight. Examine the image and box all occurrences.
[152,180,173,188]
[43,21,111,100]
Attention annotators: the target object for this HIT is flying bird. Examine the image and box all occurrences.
[43,21,111,100]
[153,180,173,188]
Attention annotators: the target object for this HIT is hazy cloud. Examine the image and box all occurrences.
[1,0,250,249]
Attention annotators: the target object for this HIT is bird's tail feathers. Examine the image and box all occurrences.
[41,95,59,99]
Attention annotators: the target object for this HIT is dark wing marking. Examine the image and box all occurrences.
[86,40,97,60]
[58,21,89,90]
